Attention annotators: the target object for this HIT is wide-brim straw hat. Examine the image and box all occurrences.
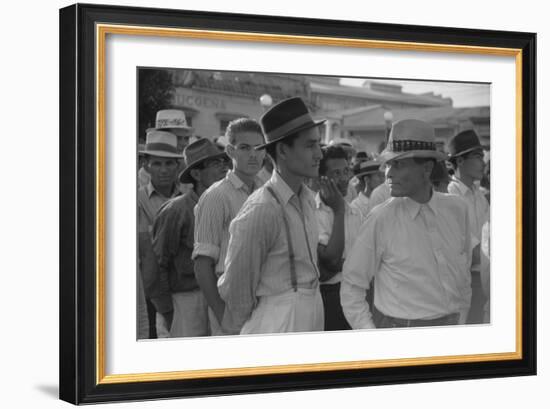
[256,97,326,150]
[379,119,448,163]
[448,129,484,158]
[179,138,228,183]
[139,130,184,158]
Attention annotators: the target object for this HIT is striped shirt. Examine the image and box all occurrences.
[315,193,366,285]
[218,171,320,333]
[341,192,473,328]
[192,171,260,274]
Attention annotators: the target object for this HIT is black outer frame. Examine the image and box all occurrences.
[59,3,536,405]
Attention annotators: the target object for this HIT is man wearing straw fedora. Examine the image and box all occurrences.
[138,130,185,338]
[341,119,472,329]
[139,109,195,188]
[218,97,325,334]
[448,129,490,324]
[151,139,229,337]
[192,118,266,336]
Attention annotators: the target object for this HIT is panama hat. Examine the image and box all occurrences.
[380,119,448,162]
[179,138,228,183]
[256,97,325,150]
[147,109,193,137]
[139,130,184,158]
[448,129,484,158]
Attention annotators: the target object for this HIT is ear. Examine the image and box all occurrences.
[276,142,288,162]
[424,160,435,178]
[225,144,236,160]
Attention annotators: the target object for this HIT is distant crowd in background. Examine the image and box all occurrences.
[137,97,490,339]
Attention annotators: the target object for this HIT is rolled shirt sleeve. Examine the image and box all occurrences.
[218,202,279,333]
[192,190,226,262]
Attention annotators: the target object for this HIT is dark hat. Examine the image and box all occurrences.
[380,119,447,162]
[178,138,228,183]
[430,161,451,183]
[448,129,483,158]
[355,151,369,160]
[353,158,382,177]
[256,97,326,150]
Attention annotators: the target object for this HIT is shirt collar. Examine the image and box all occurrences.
[270,170,315,206]
[403,191,439,220]
[227,170,261,194]
[450,176,478,195]
[145,181,181,198]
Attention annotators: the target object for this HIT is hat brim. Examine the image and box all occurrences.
[146,127,194,137]
[179,151,229,183]
[449,145,484,158]
[139,150,184,159]
[255,119,326,150]
[380,149,448,163]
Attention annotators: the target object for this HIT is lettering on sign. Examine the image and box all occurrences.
[175,94,227,110]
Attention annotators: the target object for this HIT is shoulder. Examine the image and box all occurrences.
[434,192,469,215]
[369,196,398,219]
[197,179,231,207]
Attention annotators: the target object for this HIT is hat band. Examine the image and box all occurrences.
[156,118,188,128]
[389,139,436,152]
[144,142,179,154]
[266,113,316,141]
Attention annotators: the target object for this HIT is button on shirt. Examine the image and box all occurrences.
[192,171,260,274]
[218,171,320,333]
[315,193,366,284]
[341,192,473,328]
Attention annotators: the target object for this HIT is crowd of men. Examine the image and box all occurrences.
[137,97,490,339]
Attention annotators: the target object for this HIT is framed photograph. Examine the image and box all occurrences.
[59,3,536,404]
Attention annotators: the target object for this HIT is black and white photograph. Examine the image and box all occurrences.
[136,68,491,340]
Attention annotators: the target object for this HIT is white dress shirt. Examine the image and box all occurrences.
[341,192,473,329]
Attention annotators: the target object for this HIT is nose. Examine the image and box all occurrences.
[313,144,323,161]
[385,163,394,179]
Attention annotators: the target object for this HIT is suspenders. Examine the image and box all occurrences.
[266,186,298,292]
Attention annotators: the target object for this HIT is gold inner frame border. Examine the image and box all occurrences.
[95,23,523,385]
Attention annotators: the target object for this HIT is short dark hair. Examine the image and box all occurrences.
[225,118,263,145]
[265,132,300,163]
[319,145,348,176]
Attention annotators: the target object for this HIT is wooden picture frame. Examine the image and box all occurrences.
[59,3,536,404]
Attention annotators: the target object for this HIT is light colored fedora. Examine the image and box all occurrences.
[380,119,448,162]
[179,138,228,183]
[147,109,193,137]
[139,130,184,158]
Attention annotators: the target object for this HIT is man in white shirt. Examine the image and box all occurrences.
[447,130,490,324]
[341,119,472,329]
[350,157,385,218]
